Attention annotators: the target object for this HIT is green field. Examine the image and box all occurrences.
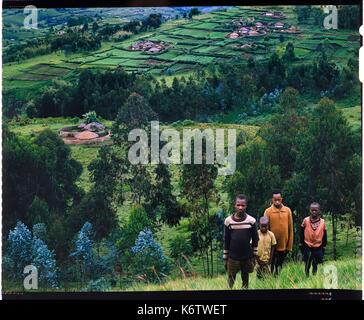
[4,5,359,89]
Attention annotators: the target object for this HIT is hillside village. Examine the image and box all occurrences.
[227,11,300,39]
[130,40,171,53]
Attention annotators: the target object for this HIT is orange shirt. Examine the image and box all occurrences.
[301,217,326,248]
[264,204,294,252]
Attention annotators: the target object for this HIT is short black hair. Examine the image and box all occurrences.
[272,189,282,197]
[235,194,248,203]
[310,202,320,208]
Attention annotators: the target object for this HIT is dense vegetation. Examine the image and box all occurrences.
[2,5,361,292]
[4,44,358,123]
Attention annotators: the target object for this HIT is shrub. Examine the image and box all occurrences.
[169,234,193,268]
[131,228,170,282]
[82,111,98,124]
[6,221,58,288]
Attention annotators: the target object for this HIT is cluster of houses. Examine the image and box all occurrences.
[226,10,300,39]
[227,21,300,39]
[227,24,267,39]
[130,40,170,53]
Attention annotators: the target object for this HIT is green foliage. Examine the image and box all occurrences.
[148,164,187,225]
[118,206,153,253]
[2,128,83,237]
[227,139,281,217]
[131,228,171,282]
[188,8,201,19]
[285,98,358,259]
[6,221,58,288]
[112,92,157,143]
[28,197,50,226]
[282,42,295,62]
[169,234,193,267]
[67,188,117,242]
[258,88,305,179]
[82,111,98,124]
[181,142,218,276]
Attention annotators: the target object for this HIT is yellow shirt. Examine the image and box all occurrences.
[257,230,277,263]
[264,204,294,252]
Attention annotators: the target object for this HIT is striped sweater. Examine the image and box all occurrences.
[223,213,259,261]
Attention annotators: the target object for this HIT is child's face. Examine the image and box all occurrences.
[310,205,320,218]
[260,224,268,233]
[272,194,283,208]
[235,199,247,214]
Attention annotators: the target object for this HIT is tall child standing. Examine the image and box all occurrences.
[223,194,259,289]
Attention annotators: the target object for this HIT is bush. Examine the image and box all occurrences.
[6,221,58,288]
[131,228,170,282]
[82,111,98,124]
[6,221,33,278]
[169,234,193,268]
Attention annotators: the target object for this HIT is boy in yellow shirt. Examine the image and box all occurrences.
[256,216,277,279]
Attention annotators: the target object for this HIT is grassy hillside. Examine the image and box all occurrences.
[7,117,258,192]
[122,258,361,291]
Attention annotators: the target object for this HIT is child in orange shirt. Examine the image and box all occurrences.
[300,202,327,276]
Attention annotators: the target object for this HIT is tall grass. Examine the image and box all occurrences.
[122,258,361,291]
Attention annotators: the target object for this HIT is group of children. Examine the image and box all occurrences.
[223,191,328,289]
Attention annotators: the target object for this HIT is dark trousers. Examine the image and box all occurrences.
[271,250,287,276]
[256,262,271,279]
[302,246,324,276]
[227,258,252,289]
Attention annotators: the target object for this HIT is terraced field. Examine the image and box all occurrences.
[3,6,360,97]
[69,7,358,75]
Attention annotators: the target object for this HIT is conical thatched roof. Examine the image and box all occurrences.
[75,130,99,140]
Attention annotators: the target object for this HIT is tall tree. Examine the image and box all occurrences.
[285,98,357,259]
[227,139,281,217]
[2,128,82,237]
[181,140,218,276]
[258,87,306,180]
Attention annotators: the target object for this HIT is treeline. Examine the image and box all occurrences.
[3,29,101,63]
[14,44,358,122]
[3,39,52,63]
[123,13,163,33]
[50,30,101,54]
[4,13,166,64]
